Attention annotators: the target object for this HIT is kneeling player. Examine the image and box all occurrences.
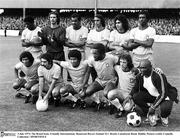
[107,53,137,118]
[13,51,40,103]
[37,53,64,107]
[57,50,88,109]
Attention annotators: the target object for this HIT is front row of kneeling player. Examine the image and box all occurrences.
[13,43,178,127]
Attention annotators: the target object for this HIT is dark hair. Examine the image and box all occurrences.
[19,51,34,63]
[24,16,34,24]
[71,13,81,21]
[92,43,106,54]
[68,50,82,61]
[40,53,53,65]
[49,11,60,24]
[95,14,105,27]
[138,11,149,20]
[119,53,134,70]
[114,14,129,32]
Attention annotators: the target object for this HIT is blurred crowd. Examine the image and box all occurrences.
[0,15,180,35]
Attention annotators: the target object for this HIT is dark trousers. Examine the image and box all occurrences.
[133,90,173,118]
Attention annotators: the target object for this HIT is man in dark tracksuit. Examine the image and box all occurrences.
[127,59,178,126]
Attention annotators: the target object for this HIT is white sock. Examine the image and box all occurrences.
[111,98,123,111]
[65,93,77,102]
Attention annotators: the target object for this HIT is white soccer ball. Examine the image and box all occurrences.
[36,99,48,112]
[126,112,141,127]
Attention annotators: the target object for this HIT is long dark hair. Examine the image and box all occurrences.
[114,14,129,32]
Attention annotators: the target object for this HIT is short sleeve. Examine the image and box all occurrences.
[109,31,115,42]
[102,29,110,41]
[21,29,26,40]
[130,28,136,39]
[53,66,61,79]
[87,56,94,67]
[87,30,93,41]
[15,62,23,70]
[60,61,69,69]
[38,66,44,77]
[81,27,88,39]
[148,28,156,39]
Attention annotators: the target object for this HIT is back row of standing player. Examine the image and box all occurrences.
[13,10,176,125]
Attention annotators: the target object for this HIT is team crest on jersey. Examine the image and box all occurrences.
[106,63,109,67]
[130,78,135,83]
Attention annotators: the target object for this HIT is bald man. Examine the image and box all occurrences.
[126,59,178,127]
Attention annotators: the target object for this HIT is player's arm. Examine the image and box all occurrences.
[81,66,91,89]
[70,38,87,48]
[38,76,44,100]
[133,38,154,48]
[108,41,123,51]
[123,39,140,51]
[43,78,57,101]
[14,68,19,79]
[21,39,31,47]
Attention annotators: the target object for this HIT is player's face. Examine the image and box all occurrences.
[139,63,152,77]
[120,58,128,71]
[71,17,80,29]
[25,22,34,30]
[22,57,31,67]
[69,57,80,68]
[138,14,147,26]
[41,58,50,69]
[49,14,58,25]
[115,20,123,31]
[92,49,102,61]
[94,17,101,28]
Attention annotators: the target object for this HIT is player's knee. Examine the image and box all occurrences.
[24,83,31,90]
[52,90,60,98]
[107,90,116,101]
[12,82,20,90]
[30,85,39,95]
[160,100,173,118]
[60,87,66,94]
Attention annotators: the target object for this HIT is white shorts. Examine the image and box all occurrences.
[132,53,154,67]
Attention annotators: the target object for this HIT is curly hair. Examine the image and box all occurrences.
[68,50,82,61]
[114,14,130,32]
[19,51,34,64]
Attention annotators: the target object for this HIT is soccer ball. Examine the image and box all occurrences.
[31,36,42,44]
[36,99,48,112]
[126,112,141,127]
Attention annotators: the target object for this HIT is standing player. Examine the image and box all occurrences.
[65,13,88,60]
[21,16,43,59]
[125,11,156,67]
[13,51,40,104]
[108,14,130,53]
[37,53,64,107]
[58,50,88,109]
[39,11,66,77]
[107,53,137,118]
[79,43,119,111]
[86,14,110,49]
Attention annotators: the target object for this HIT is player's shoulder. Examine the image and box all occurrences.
[66,25,72,30]
[15,62,23,68]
